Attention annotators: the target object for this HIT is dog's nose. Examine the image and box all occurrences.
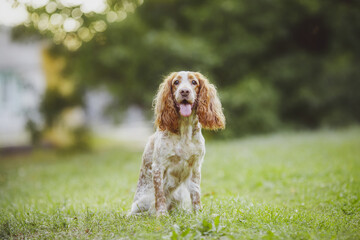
[180,89,190,97]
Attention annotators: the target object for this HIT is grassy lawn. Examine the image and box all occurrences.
[1,128,359,239]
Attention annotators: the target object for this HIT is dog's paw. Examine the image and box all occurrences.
[193,204,202,214]
[156,209,168,217]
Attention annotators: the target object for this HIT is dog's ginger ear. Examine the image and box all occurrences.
[195,72,225,130]
[154,72,179,133]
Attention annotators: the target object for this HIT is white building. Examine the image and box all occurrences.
[0,27,45,147]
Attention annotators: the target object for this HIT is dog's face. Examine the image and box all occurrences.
[172,71,200,117]
[154,71,225,133]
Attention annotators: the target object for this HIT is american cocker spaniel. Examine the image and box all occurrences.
[130,71,225,216]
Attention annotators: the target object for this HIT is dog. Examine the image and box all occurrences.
[130,71,225,216]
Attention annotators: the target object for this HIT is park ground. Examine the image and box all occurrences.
[0,127,359,239]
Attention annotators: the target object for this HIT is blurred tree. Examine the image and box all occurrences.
[13,0,142,50]
[15,0,360,138]
[40,48,89,149]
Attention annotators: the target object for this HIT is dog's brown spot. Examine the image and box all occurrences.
[187,156,196,167]
[169,155,180,163]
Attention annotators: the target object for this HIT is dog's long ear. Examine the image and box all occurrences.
[195,72,225,130]
[154,72,179,133]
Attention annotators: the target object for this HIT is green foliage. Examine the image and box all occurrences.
[67,0,360,135]
[40,88,83,127]
[15,0,360,136]
[14,0,142,49]
[221,77,280,137]
[0,128,360,239]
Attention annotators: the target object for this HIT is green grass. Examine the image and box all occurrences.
[1,128,360,239]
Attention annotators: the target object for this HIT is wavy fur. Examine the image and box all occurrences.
[195,72,225,130]
[154,72,179,133]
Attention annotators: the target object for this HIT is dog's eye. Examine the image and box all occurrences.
[192,80,197,85]
[174,80,179,85]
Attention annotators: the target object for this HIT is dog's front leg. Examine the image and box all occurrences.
[189,165,202,213]
[152,163,167,216]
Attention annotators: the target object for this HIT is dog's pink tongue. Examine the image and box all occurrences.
[179,103,192,117]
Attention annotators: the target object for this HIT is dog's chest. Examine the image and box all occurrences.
[163,138,203,182]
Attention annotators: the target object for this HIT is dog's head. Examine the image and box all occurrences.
[154,71,225,133]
